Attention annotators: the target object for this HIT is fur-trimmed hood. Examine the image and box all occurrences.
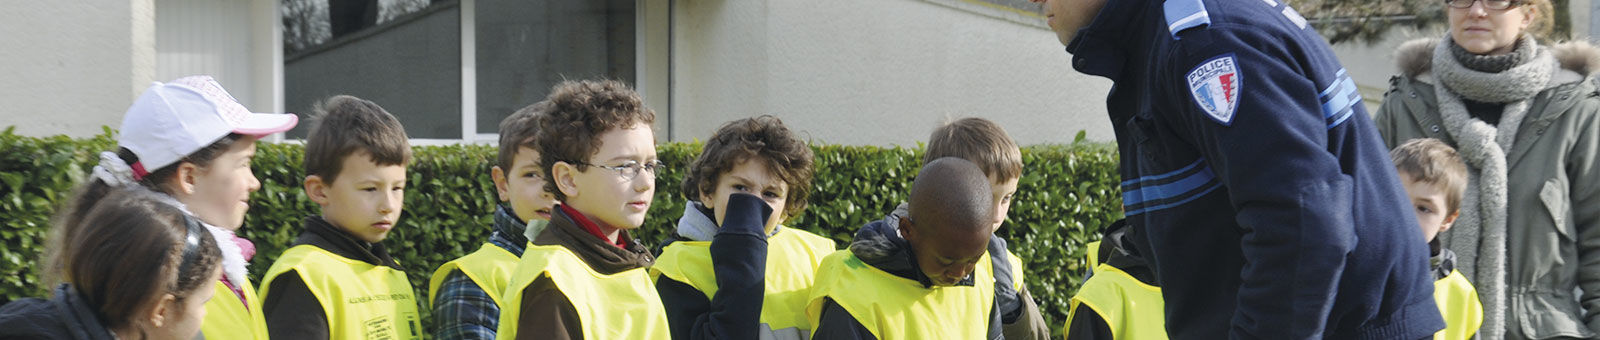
[1397,38,1600,80]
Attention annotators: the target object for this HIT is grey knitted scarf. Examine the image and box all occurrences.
[1450,36,1536,73]
[1430,34,1555,340]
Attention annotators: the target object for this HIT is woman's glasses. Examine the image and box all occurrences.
[1446,0,1521,10]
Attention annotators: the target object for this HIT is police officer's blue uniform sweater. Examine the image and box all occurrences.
[1066,0,1445,338]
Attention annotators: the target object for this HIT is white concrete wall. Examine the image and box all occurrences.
[0,1,157,137]
[670,0,1113,146]
[156,0,281,115]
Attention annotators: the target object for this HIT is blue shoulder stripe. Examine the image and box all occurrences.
[1122,159,1223,216]
[1319,69,1361,129]
[1165,0,1211,39]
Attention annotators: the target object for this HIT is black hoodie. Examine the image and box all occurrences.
[0,284,118,340]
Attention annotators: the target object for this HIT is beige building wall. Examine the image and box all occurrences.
[0,0,279,138]
[155,0,283,116]
[0,1,157,137]
[669,0,1114,146]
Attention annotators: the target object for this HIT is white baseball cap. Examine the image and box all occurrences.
[119,75,298,179]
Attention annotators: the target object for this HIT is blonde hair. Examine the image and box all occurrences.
[1524,0,1555,40]
[1390,138,1469,215]
[924,117,1023,182]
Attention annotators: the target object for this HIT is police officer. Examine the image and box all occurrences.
[1031,0,1446,338]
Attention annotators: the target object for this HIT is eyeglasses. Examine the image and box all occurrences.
[1446,0,1521,10]
[573,159,665,180]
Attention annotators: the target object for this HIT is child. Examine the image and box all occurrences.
[429,103,558,339]
[1062,220,1166,340]
[807,157,999,339]
[2,188,224,340]
[1390,138,1482,340]
[46,76,296,340]
[496,79,668,339]
[651,115,836,339]
[259,95,419,339]
[922,117,1049,339]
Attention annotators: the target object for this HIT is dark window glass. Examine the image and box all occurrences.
[475,0,637,134]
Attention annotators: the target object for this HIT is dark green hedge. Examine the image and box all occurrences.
[0,128,1121,336]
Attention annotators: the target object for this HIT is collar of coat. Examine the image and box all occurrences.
[1397,38,1600,83]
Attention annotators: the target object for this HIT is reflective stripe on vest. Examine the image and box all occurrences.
[651,227,836,339]
[496,245,669,339]
[1087,241,1103,270]
[201,280,268,340]
[1066,263,1167,340]
[1004,249,1026,291]
[1434,269,1483,340]
[429,242,519,305]
[260,245,422,340]
[805,249,994,339]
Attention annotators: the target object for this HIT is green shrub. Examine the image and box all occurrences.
[0,128,1121,337]
[0,127,116,304]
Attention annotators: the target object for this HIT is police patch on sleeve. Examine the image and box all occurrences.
[1186,54,1242,125]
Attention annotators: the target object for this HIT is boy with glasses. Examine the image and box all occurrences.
[496,79,670,339]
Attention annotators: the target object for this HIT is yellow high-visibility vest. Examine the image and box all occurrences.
[1087,241,1103,270]
[260,245,422,340]
[429,243,519,305]
[496,245,669,339]
[1433,269,1483,340]
[651,227,836,339]
[200,280,268,340]
[1004,249,1026,291]
[1064,263,1168,340]
[805,249,995,339]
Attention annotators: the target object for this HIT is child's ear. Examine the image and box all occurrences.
[304,175,330,206]
[898,215,916,241]
[171,162,202,196]
[699,190,717,210]
[553,161,580,199]
[1440,210,1460,233]
[146,293,177,328]
[491,166,511,202]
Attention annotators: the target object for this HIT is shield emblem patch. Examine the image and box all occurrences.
[1186,55,1242,125]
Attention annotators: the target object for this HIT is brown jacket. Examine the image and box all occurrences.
[514,206,655,340]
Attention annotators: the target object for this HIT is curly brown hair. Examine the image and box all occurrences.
[683,115,814,220]
[534,80,656,200]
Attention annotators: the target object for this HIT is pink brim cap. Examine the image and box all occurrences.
[232,112,299,136]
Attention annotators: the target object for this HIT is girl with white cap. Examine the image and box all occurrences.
[50,75,298,340]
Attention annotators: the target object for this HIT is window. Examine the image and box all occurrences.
[474,0,637,136]
[281,0,638,141]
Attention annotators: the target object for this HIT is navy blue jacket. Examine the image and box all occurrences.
[0,284,117,340]
[1068,0,1444,338]
[656,194,773,340]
